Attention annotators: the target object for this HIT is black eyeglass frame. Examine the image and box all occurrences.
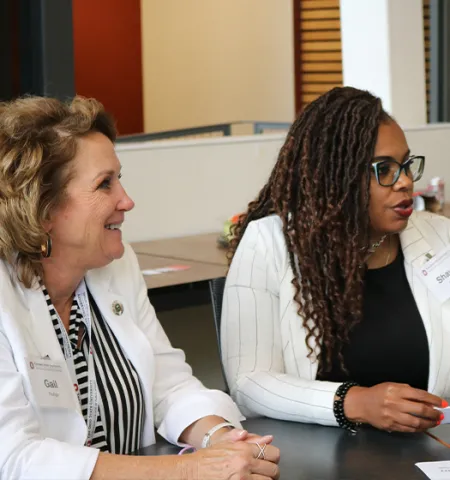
[371,155,425,187]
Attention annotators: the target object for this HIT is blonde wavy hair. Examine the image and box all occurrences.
[0,96,116,288]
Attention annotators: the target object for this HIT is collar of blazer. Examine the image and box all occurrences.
[83,255,157,445]
[85,264,155,382]
[19,254,153,384]
[19,261,117,362]
[399,211,450,394]
[400,211,442,269]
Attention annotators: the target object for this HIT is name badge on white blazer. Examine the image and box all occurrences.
[416,246,450,303]
[25,357,74,409]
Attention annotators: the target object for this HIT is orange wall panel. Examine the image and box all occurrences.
[72,0,143,135]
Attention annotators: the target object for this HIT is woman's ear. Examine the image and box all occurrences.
[42,219,52,234]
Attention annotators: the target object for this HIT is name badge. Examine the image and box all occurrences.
[416,246,450,303]
[25,357,74,409]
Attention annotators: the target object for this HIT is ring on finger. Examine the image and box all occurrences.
[255,442,267,460]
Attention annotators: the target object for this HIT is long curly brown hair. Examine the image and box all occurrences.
[228,87,391,374]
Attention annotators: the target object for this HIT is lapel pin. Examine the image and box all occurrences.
[112,301,124,316]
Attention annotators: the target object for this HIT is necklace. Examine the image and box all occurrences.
[367,234,387,253]
[384,234,393,266]
[360,234,388,268]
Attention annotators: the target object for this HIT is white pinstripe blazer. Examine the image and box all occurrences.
[221,211,450,426]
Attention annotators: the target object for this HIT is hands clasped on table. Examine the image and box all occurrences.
[184,429,280,480]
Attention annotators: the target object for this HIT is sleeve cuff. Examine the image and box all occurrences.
[157,390,245,446]
[21,440,99,480]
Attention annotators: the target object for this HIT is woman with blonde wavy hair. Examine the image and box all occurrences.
[0,96,280,480]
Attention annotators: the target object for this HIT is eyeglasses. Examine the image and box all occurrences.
[371,155,425,187]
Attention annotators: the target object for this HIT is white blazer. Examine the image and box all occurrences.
[221,211,450,426]
[0,244,243,480]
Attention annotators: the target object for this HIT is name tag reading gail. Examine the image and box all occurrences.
[25,357,73,409]
[416,246,450,303]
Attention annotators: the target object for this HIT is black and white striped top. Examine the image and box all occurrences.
[42,283,144,454]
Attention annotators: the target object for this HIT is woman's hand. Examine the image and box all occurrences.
[210,428,274,448]
[184,441,280,480]
[344,383,445,432]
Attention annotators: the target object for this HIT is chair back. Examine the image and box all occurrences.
[208,277,229,392]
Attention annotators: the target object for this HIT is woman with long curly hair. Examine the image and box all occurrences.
[221,86,450,434]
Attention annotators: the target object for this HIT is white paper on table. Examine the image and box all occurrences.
[416,461,450,479]
[434,406,450,424]
[141,265,191,276]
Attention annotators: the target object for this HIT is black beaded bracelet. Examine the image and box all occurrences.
[333,381,360,433]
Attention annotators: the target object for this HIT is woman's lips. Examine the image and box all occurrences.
[392,206,413,218]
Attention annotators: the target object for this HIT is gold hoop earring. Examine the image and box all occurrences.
[41,236,52,258]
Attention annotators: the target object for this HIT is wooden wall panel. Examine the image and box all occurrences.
[293,0,342,113]
[294,0,430,119]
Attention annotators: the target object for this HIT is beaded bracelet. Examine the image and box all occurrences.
[333,381,361,433]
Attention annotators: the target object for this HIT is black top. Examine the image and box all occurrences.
[319,248,430,390]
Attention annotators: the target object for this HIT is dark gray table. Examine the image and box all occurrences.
[137,418,450,479]
[428,424,450,445]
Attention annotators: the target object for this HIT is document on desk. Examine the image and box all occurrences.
[141,265,191,276]
[434,406,450,424]
[416,461,450,479]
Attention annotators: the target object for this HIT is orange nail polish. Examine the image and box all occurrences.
[442,400,449,408]
[437,420,442,426]
[441,413,445,420]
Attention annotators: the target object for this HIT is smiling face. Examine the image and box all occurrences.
[368,121,418,237]
[46,132,134,271]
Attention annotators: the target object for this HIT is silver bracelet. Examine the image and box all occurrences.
[201,422,234,448]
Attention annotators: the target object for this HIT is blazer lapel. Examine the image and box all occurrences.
[21,284,84,416]
[22,283,67,363]
[400,213,445,394]
[17,282,87,444]
[85,269,156,444]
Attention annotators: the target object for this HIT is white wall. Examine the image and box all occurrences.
[404,124,450,189]
[340,0,426,126]
[117,134,284,242]
[117,124,450,242]
[140,0,295,133]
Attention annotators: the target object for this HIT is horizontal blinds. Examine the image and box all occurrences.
[297,0,342,112]
[295,0,429,120]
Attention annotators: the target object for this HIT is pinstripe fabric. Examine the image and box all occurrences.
[221,211,450,426]
[43,284,144,454]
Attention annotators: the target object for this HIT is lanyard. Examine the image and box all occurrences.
[54,279,99,446]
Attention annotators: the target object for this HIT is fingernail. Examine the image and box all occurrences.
[441,413,445,420]
[437,420,442,426]
[443,400,449,408]
[238,430,247,437]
